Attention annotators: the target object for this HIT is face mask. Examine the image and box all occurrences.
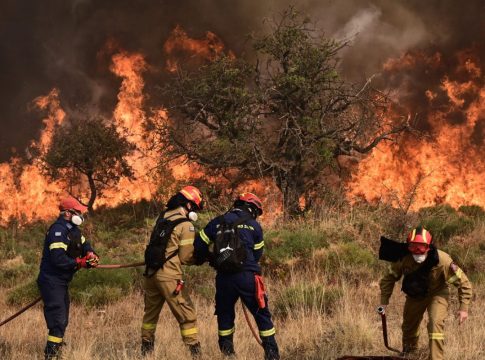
[412,254,427,263]
[71,214,84,226]
[188,211,198,222]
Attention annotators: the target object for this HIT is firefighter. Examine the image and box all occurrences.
[379,227,472,360]
[141,186,204,358]
[194,192,280,360]
[37,197,99,360]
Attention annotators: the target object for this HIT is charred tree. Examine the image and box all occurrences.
[160,8,408,218]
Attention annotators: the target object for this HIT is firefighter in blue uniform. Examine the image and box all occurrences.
[194,193,280,360]
[37,197,99,360]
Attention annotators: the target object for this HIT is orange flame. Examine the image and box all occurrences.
[0,90,66,224]
[0,26,232,225]
[349,49,485,209]
[163,25,231,72]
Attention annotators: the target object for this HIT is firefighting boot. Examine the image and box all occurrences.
[44,342,62,360]
[261,336,280,360]
[400,341,419,358]
[188,342,202,359]
[141,339,154,356]
[218,334,236,357]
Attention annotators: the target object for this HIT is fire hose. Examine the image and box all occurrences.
[0,261,145,328]
[0,296,42,327]
[377,306,401,354]
[1,260,263,346]
[242,302,263,347]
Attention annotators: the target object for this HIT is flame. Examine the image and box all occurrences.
[349,49,485,209]
[0,26,230,225]
[163,25,231,72]
[0,91,66,224]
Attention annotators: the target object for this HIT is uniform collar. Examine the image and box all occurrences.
[57,216,74,229]
[165,206,186,218]
[231,207,253,219]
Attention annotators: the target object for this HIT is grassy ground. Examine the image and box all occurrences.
[0,203,484,359]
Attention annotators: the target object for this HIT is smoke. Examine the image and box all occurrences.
[0,0,483,161]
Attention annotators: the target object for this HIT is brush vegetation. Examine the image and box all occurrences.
[1,202,484,359]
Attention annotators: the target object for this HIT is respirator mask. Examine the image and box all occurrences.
[412,254,427,263]
[70,210,84,226]
[187,211,198,222]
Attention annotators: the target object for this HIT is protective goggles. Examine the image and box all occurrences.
[408,242,430,255]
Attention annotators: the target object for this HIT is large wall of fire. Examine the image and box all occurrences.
[0,1,483,224]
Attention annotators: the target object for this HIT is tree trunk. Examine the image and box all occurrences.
[86,172,97,213]
[275,169,304,219]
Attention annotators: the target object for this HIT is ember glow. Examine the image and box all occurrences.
[349,48,485,209]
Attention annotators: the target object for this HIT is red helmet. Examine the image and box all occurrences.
[59,197,88,213]
[407,227,432,254]
[179,186,203,210]
[237,192,263,215]
[406,227,432,245]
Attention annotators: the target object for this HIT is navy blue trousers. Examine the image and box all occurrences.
[215,271,279,358]
[38,279,70,339]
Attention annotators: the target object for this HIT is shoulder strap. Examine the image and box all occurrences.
[168,217,190,227]
[163,217,190,260]
[228,213,252,227]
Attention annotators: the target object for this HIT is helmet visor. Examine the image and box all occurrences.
[408,242,430,255]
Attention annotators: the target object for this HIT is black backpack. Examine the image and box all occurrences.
[213,214,252,273]
[144,214,189,277]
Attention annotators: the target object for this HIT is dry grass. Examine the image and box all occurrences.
[1,205,484,359]
[1,270,483,360]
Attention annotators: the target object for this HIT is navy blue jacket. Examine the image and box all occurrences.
[194,208,264,273]
[38,216,94,284]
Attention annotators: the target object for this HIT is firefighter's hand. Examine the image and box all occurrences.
[76,256,89,269]
[76,253,99,269]
[456,310,468,324]
[86,252,99,268]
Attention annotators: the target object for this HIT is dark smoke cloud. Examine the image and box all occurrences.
[0,0,483,161]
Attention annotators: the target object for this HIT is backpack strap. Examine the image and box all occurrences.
[227,213,252,227]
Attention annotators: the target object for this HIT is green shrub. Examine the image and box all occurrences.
[70,267,137,305]
[418,205,474,244]
[72,285,125,307]
[322,243,376,270]
[0,263,35,288]
[458,205,485,219]
[274,284,342,317]
[7,280,40,306]
[264,227,329,263]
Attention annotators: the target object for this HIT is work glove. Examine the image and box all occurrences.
[76,252,99,269]
[86,251,99,267]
